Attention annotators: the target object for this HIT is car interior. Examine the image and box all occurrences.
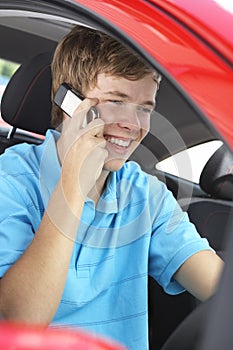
[0,7,233,350]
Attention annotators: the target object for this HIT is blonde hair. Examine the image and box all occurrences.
[51,25,161,128]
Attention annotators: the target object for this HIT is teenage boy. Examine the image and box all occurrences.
[0,25,223,350]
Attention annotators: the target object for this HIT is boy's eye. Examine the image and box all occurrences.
[143,107,152,114]
[109,100,123,105]
[107,100,153,116]
[137,105,153,115]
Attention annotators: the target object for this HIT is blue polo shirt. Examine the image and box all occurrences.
[0,130,212,349]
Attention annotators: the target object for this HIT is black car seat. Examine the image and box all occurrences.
[149,144,233,349]
[0,51,53,153]
[183,144,233,255]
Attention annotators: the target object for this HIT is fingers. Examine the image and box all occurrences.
[68,97,106,141]
[83,117,105,137]
[72,97,99,130]
[58,97,108,199]
[58,96,107,169]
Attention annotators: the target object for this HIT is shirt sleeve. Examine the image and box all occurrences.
[148,176,214,295]
[0,174,40,278]
[0,131,60,279]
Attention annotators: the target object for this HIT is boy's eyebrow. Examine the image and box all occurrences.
[103,90,156,108]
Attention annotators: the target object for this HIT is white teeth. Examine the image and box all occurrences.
[105,137,130,148]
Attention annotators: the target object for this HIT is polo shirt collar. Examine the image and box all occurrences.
[95,172,118,213]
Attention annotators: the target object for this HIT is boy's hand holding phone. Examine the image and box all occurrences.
[54,83,99,127]
[55,83,108,202]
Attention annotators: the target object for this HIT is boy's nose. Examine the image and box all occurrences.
[116,104,141,132]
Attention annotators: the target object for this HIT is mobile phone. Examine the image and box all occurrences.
[54,83,99,127]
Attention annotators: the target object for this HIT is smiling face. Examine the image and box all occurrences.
[86,73,158,172]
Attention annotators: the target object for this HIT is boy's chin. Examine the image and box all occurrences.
[103,158,127,172]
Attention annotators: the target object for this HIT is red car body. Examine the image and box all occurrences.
[0,0,232,349]
[75,0,233,149]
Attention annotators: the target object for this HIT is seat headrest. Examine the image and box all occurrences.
[200,145,233,200]
[1,52,53,135]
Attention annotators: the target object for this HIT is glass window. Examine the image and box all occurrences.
[156,140,223,183]
[0,58,20,127]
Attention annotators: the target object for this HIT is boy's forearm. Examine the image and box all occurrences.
[174,250,224,302]
[0,180,84,325]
